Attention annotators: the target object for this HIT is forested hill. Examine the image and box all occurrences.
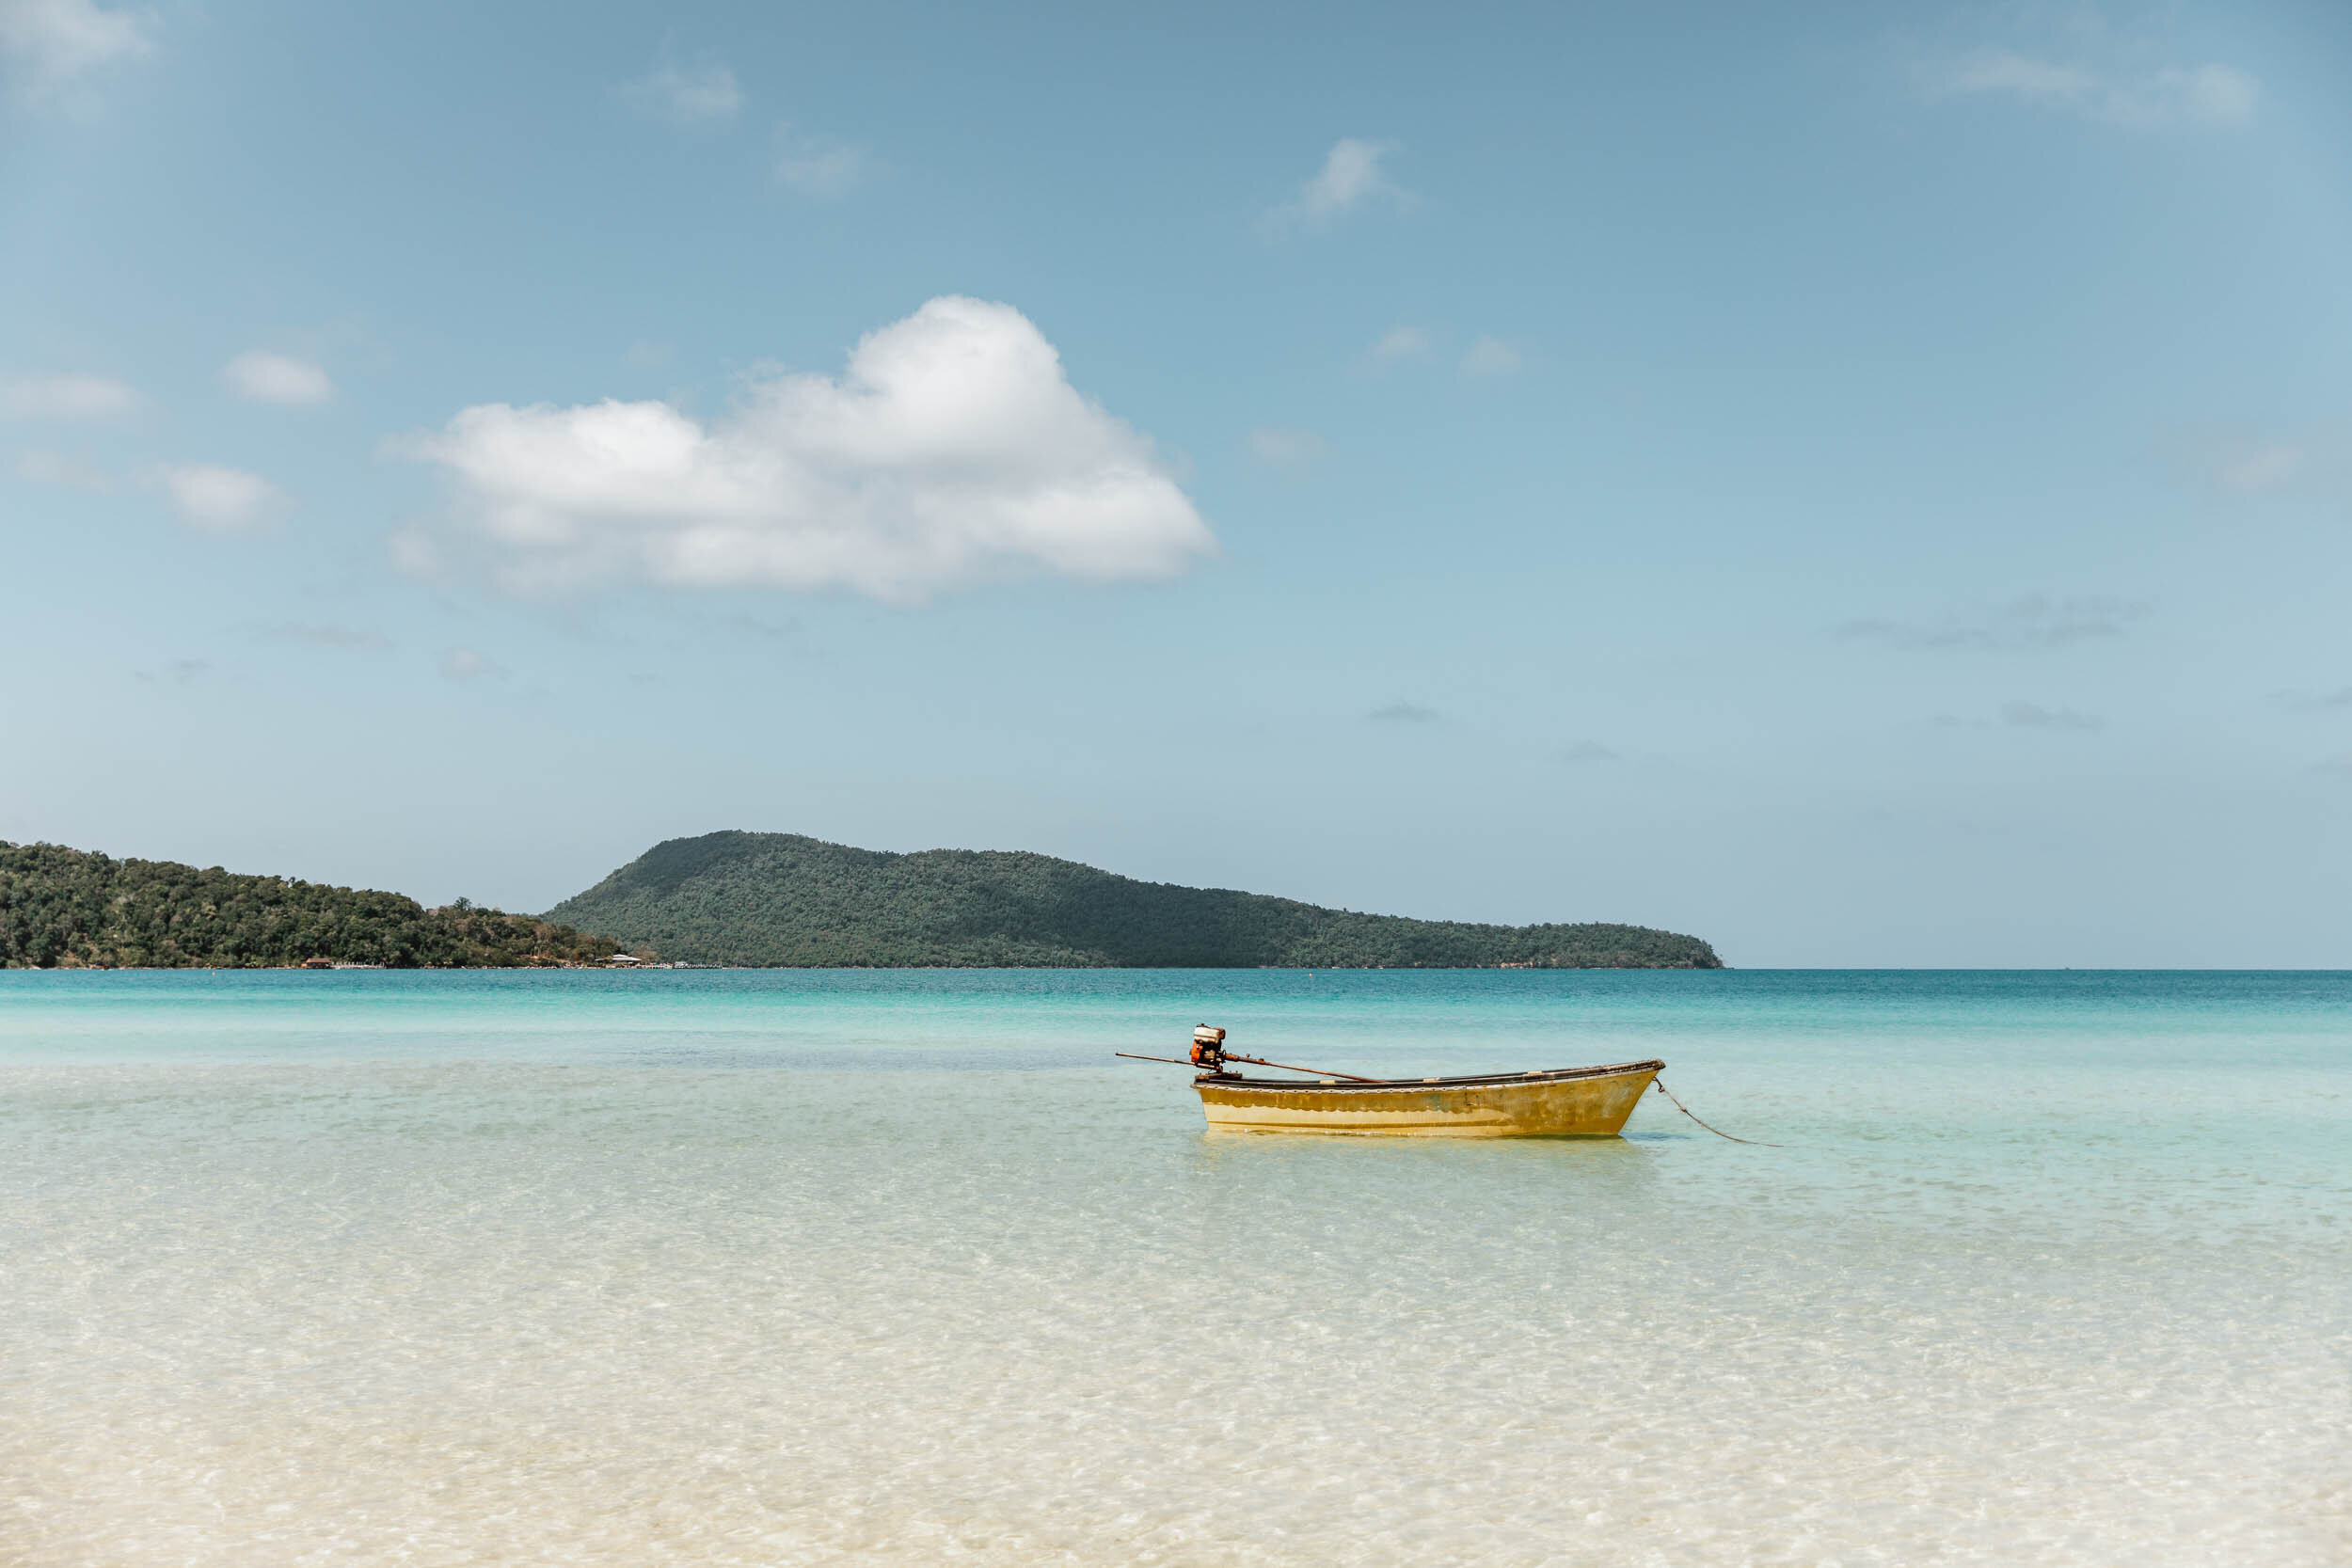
[546,832,1723,969]
[0,842,633,969]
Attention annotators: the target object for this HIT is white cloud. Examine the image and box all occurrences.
[0,0,150,99]
[624,55,741,126]
[1370,326,1431,362]
[1248,426,1327,468]
[1460,337,1521,378]
[2170,428,2307,495]
[773,127,866,195]
[2,372,140,419]
[1304,139,1393,218]
[223,351,334,405]
[155,463,279,531]
[439,647,504,682]
[2174,420,2352,510]
[1272,138,1408,230]
[395,295,1216,601]
[1942,51,2258,129]
[2144,64,2259,126]
[2214,440,2302,493]
[2158,422,2352,502]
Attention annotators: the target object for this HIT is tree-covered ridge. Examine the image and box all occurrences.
[0,842,635,969]
[546,831,1723,969]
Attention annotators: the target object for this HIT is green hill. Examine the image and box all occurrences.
[0,841,634,969]
[545,831,1722,969]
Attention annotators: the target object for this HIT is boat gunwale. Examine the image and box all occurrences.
[1197,1058,1664,1094]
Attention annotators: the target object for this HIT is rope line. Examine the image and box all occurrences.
[1651,1078,1782,1147]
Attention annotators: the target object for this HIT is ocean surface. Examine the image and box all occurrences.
[2,968,2345,1567]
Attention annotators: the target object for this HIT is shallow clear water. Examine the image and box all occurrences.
[2,970,2346,1566]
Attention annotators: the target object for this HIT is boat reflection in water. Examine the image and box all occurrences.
[1123,1026,1664,1139]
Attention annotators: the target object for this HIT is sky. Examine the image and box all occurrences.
[4,0,2350,966]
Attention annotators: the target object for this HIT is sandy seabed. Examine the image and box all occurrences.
[3,971,2346,1565]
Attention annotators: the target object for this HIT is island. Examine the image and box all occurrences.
[544,831,1723,969]
[0,841,631,969]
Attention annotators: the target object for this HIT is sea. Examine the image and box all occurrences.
[1,968,2344,1567]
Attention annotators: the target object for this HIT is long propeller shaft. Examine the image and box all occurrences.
[1111,1050,1382,1083]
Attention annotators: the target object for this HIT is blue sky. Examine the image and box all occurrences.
[4,0,2349,965]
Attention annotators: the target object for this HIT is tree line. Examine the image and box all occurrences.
[0,841,634,969]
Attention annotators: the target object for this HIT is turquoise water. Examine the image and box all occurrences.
[3,970,2346,1565]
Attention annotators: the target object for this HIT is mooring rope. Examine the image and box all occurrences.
[1651,1078,1781,1146]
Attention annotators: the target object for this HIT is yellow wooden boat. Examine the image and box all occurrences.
[1123,1027,1664,1138]
[1195,1059,1664,1137]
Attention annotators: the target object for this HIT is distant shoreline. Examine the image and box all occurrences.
[5,959,1721,973]
[547,830,1724,971]
[6,833,1723,973]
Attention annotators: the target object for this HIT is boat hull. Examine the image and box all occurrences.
[1195,1060,1663,1138]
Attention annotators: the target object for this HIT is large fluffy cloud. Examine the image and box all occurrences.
[396,297,1216,600]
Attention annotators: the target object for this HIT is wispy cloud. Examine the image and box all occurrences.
[1559,740,1617,765]
[1460,337,1521,378]
[624,52,742,126]
[1839,594,2150,652]
[135,657,209,687]
[153,463,280,531]
[1269,138,1409,231]
[439,647,505,682]
[1369,326,1431,363]
[2312,752,2352,781]
[223,351,333,405]
[2,372,140,420]
[1937,51,2258,130]
[2211,441,2302,493]
[773,126,866,196]
[2165,425,2317,496]
[1368,701,1441,724]
[1248,426,1327,469]
[2001,700,2105,732]
[0,0,151,102]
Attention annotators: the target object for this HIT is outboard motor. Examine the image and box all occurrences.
[1189,1024,1228,1072]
